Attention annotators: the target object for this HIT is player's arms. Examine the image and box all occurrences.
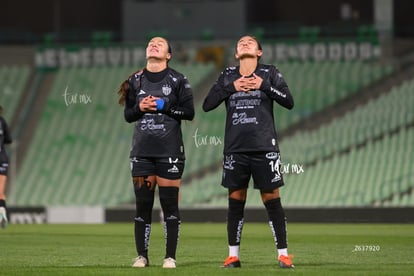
[1,118,12,144]
[203,73,235,112]
[124,86,145,123]
[260,67,294,110]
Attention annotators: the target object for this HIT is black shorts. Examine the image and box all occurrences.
[130,157,184,180]
[221,152,284,191]
[0,161,8,176]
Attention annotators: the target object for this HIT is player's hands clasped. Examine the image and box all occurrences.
[233,73,263,93]
[139,95,159,112]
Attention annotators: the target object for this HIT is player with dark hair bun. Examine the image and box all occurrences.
[118,37,194,269]
[203,35,295,269]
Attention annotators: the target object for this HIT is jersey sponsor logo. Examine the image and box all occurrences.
[229,91,262,110]
[223,155,236,170]
[140,118,166,131]
[231,91,261,99]
[162,84,172,96]
[232,112,258,125]
[265,152,278,159]
[230,98,262,109]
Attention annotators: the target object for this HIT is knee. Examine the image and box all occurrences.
[159,187,180,219]
[229,189,247,201]
[263,198,285,218]
[133,178,155,217]
[228,198,246,217]
[133,176,155,192]
[261,188,280,203]
[134,177,155,199]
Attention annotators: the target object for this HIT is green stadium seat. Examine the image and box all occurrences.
[9,63,215,207]
[0,65,31,121]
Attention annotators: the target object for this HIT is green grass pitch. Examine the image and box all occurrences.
[0,223,413,275]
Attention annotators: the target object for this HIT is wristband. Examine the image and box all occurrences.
[155,98,165,111]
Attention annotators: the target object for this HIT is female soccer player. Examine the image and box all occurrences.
[203,35,295,269]
[0,105,12,229]
[118,37,194,268]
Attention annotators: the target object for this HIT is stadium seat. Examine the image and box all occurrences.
[182,76,414,207]
[0,65,31,121]
[9,63,215,206]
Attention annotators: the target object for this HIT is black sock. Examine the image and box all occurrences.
[159,187,180,260]
[163,218,180,259]
[134,184,155,259]
[264,198,287,249]
[134,220,151,259]
[0,199,5,208]
[227,198,245,246]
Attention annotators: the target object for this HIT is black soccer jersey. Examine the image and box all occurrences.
[203,64,293,154]
[124,67,194,159]
[0,116,12,162]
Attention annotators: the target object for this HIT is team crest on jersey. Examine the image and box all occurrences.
[162,84,172,96]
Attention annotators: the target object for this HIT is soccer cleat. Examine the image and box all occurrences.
[278,254,294,268]
[132,256,148,267]
[162,257,176,268]
[0,207,7,229]
[222,256,241,268]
